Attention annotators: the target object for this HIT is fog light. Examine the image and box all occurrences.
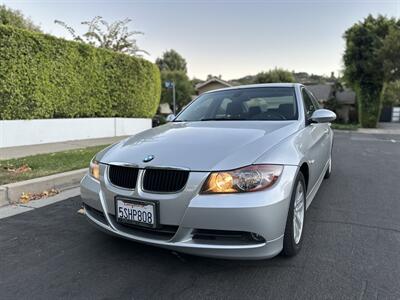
[250,232,265,242]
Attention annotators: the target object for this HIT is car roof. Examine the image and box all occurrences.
[202,83,303,94]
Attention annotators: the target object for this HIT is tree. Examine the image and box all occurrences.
[55,16,147,56]
[233,75,256,85]
[343,15,397,128]
[156,49,187,73]
[380,26,400,82]
[191,77,203,87]
[160,70,193,110]
[254,68,295,84]
[382,81,400,106]
[0,5,40,32]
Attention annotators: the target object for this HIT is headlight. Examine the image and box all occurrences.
[200,165,283,194]
[89,158,100,180]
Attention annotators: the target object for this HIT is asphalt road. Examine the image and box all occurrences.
[1,131,400,299]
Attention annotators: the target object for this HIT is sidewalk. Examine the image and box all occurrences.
[0,136,128,160]
[357,122,400,135]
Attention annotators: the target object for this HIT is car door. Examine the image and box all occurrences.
[301,88,330,193]
[307,89,332,166]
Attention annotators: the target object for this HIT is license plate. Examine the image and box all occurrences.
[115,198,157,228]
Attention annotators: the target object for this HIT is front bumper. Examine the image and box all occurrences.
[80,165,298,259]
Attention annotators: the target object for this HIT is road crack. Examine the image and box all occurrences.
[310,219,400,234]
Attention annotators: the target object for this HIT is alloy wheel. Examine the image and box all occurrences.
[293,182,305,244]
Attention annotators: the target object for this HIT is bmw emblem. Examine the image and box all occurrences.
[143,155,155,163]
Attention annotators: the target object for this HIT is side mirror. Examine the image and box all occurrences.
[166,114,176,122]
[310,109,336,123]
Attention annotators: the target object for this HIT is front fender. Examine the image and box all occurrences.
[254,129,308,166]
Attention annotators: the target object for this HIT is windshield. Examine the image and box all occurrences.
[175,87,298,121]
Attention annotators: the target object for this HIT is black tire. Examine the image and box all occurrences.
[324,145,333,179]
[324,159,332,179]
[283,172,306,257]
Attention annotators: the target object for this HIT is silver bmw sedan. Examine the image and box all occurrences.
[80,83,336,259]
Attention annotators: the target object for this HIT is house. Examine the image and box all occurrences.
[195,77,231,95]
[158,102,172,115]
[307,84,356,123]
[306,84,334,102]
[335,89,357,123]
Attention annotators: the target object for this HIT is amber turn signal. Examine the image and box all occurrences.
[89,159,100,180]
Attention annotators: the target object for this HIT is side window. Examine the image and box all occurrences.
[307,90,321,109]
[301,88,317,119]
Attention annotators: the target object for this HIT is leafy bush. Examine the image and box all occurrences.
[0,5,41,32]
[0,25,160,120]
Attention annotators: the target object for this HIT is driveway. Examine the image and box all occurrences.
[0,131,399,299]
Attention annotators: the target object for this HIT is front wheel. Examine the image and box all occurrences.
[324,159,332,179]
[282,172,306,257]
[324,144,333,179]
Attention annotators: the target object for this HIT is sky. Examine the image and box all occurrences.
[2,0,399,80]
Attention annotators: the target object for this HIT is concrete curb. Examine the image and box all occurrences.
[334,129,400,135]
[0,168,86,206]
[357,128,400,135]
[0,187,80,219]
[0,187,7,207]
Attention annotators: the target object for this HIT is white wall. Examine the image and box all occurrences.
[0,118,151,148]
[392,107,400,122]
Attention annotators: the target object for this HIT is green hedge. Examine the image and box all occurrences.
[0,25,161,120]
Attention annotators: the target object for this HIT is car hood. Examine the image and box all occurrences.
[99,121,300,171]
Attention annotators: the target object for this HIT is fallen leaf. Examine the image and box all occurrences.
[77,208,85,215]
[19,189,59,203]
[19,192,31,204]
[8,164,31,174]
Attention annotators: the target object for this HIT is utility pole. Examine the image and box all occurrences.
[172,82,176,115]
[165,81,176,115]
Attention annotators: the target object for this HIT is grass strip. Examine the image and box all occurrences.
[0,144,108,185]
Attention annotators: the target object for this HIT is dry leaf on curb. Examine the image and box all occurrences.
[77,208,85,215]
[19,192,31,204]
[19,189,59,203]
